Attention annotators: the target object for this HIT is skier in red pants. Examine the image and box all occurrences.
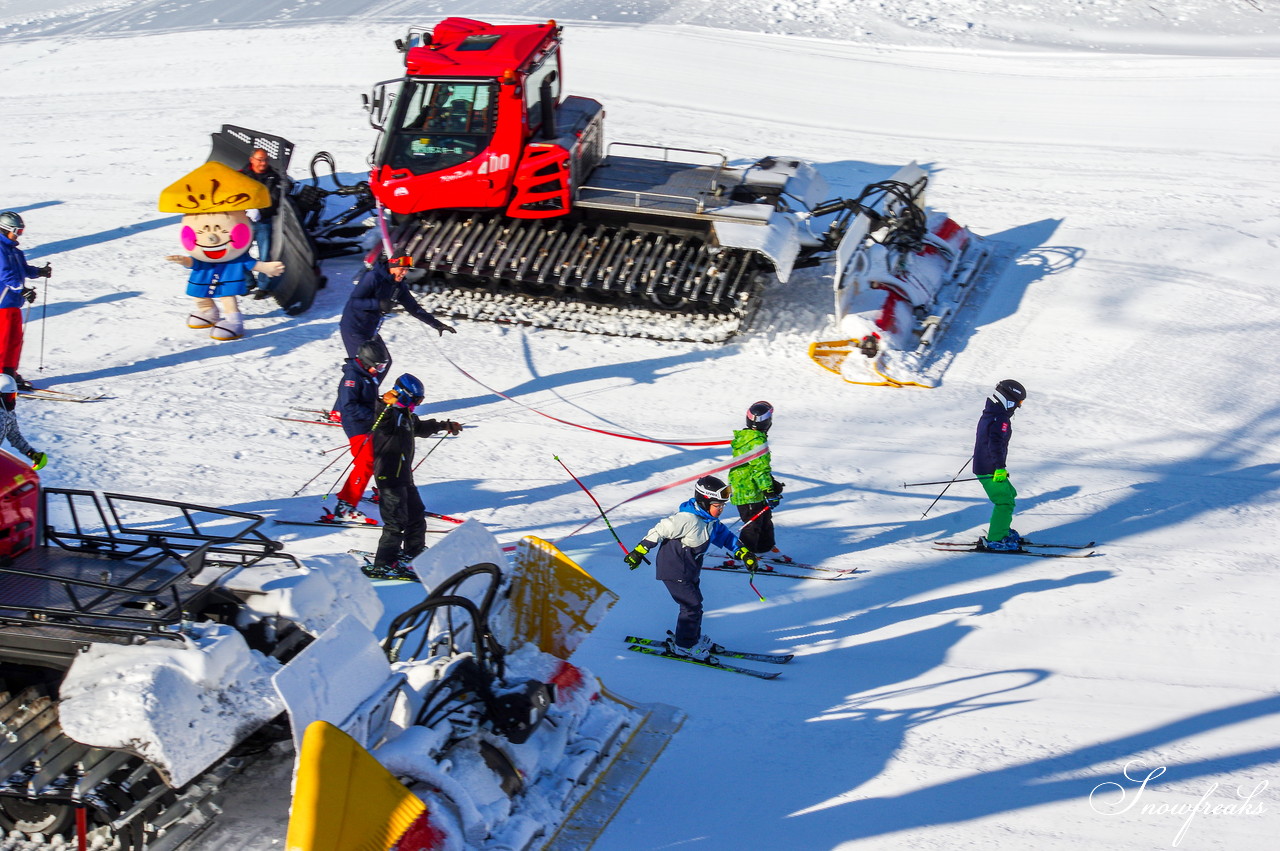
[324,338,392,524]
[0,212,52,391]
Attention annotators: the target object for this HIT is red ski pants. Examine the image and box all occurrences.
[337,433,375,506]
[0,308,24,373]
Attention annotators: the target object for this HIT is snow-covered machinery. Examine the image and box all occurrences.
[0,452,676,849]
[808,163,991,386]
[359,17,988,343]
[0,451,304,848]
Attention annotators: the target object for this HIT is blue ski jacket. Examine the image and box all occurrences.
[639,498,739,583]
[336,358,385,439]
[0,234,41,310]
[339,261,445,353]
[973,397,1014,475]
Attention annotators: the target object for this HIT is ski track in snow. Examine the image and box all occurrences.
[1,2,1279,849]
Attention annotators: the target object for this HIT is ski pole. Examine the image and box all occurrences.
[412,433,449,472]
[292,447,351,498]
[903,477,981,488]
[554,455,640,559]
[920,455,973,519]
[38,268,49,373]
[318,403,395,500]
[735,503,772,602]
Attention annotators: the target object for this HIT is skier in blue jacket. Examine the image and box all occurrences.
[0,212,51,390]
[338,255,455,363]
[624,476,758,661]
[323,337,392,525]
[972,379,1027,551]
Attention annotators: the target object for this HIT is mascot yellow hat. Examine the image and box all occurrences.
[158,161,270,213]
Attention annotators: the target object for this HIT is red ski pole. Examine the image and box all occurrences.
[554,455,640,559]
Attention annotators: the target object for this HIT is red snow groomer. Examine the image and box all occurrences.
[363,18,990,345]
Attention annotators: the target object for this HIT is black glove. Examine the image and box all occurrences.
[21,287,37,304]
[733,545,759,570]
[445,421,462,436]
[36,264,51,278]
[430,319,456,336]
[379,298,396,313]
[624,543,650,569]
[764,479,785,507]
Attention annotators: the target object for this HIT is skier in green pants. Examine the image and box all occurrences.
[973,379,1027,551]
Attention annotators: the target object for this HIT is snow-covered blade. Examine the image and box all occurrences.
[819,162,992,385]
[273,525,679,851]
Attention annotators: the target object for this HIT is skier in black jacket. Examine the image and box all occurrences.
[339,256,454,363]
[370,373,462,573]
[972,379,1027,551]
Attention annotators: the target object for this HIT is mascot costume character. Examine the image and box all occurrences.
[159,161,285,341]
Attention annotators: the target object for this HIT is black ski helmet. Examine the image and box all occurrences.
[356,338,391,375]
[392,373,425,407]
[993,379,1027,409]
[746,401,774,432]
[693,475,731,511]
[0,211,23,236]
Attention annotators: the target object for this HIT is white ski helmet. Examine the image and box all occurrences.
[0,211,23,235]
[0,375,15,394]
[694,475,731,511]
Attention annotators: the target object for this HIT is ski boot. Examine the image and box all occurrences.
[665,633,715,662]
[321,501,378,525]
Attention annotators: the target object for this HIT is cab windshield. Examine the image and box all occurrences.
[386,79,497,174]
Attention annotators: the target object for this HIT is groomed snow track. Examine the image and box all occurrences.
[395,211,773,342]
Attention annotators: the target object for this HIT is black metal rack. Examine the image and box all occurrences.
[0,489,297,663]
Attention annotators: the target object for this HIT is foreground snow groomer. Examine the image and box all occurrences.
[358,17,988,344]
[0,453,677,849]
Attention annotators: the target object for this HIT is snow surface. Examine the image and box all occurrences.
[2,0,1279,848]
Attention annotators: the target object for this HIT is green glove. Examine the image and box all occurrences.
[733,544,758,570]
[624,542,650,569]
[28,450,47,471]
[991,468,1008,483]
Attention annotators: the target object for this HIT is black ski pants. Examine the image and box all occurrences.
[373,483,425,567]
[662,577,704,647]
[736,501,775,553]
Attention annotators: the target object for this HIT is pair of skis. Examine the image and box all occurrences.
[18,386,106,403]
[624,635,792,679]
[707,552,860,580]
[272,407,342,427]
[933,539,1098,558]
[273,511,465,530]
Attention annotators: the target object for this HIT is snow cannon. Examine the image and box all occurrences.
[809,163,992,387]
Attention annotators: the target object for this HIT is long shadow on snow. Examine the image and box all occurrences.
[46,314,340,388]
[704,417,1280,843]
[791,694,1280,843]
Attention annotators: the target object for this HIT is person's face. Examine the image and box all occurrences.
[708,501,726,518]
[248,152,269,174]
[3,227,21,243]
[389,266,409,282]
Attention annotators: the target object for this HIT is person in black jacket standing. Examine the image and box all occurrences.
[370,373,462,573]
[972,379,1027,551]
